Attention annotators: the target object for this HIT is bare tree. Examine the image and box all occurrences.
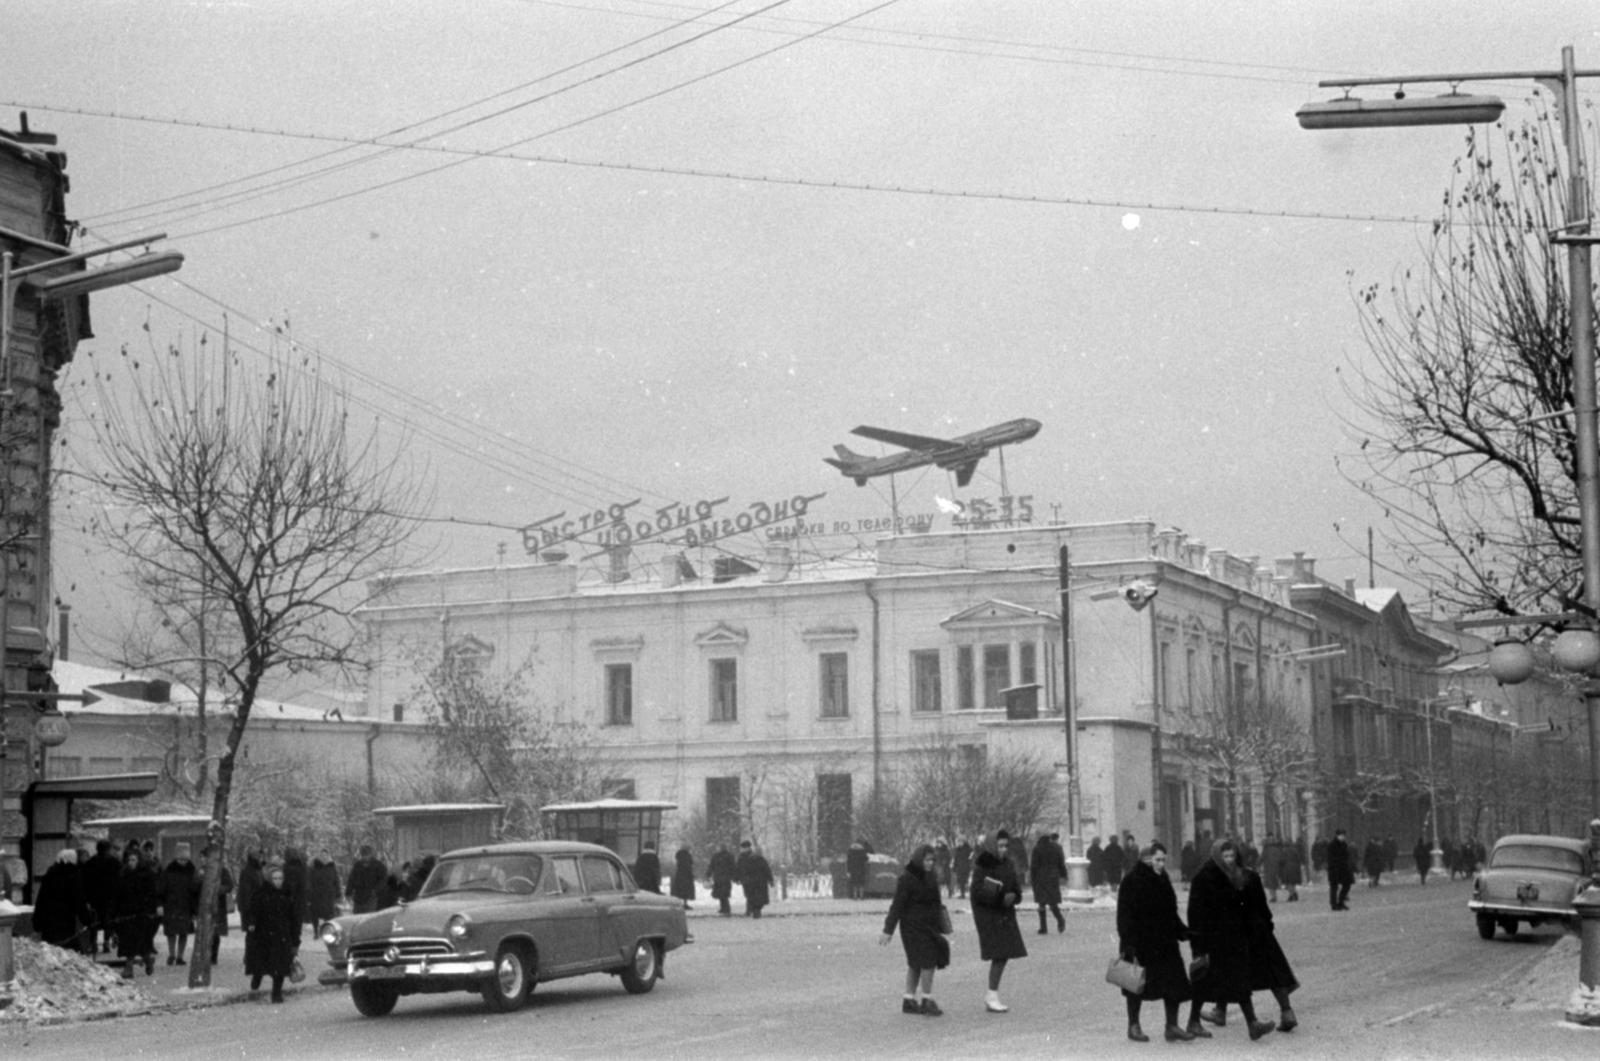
[1177,690,1317,840]
[899,735,1059,851]
[78,336,423,987]
[411,652,599,839]
[1340,112,1600,619]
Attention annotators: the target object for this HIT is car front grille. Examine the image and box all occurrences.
[347,938,455,967]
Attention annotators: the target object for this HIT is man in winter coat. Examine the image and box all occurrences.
[345,845,387,913]
[308,849,343,925]
[1311,836,1328,884]
[1325,829,1355,911]
[1102,835,1127,891]
[1362,837,1385,888]
[633,843,662,893]
[708,844,736,916]
[1030,832,1067,934]
[1087,836,1106,888]
[81,839,122,954]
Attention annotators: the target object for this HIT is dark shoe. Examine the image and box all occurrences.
[1186,1022,1212,1039]
[1056,919,1066,932]
[271,993,284,1004]
[166,955,175,966]
[1248,1020,1276,1041]
[921,999,944,1017]
[1037,927,1049,935]
[1200,1006,1226,1027]
[1278,1009,1298,1033]
[903,998,920,1014]
[1165,1025,1195,1042]
[174,957,186,966]
[250,976,262,992]
[120,963,134,981]
[145,957,155,975]
[1127,1023,1149,1043]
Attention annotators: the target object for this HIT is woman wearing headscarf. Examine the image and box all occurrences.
[1202,847,1301,1033]
[113,844,160,978]
[879,843,950,1017]
[158,842,200,965]
[33,848,91,952]
[308,849,343,926]
[670,846,696,909]
[1116,842,1193,1042]
[969,830,1027,1013]
[1188,838,1274,1041]
[245,862,300,1003]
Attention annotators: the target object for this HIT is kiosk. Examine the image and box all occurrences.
[540,799,676,863]
[372,803,505,866]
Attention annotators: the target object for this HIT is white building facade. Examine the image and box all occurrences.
[360,520,1322,862]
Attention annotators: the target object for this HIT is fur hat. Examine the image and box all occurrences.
[995,829,1011,841]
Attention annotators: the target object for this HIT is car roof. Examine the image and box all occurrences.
[1492,834,1590,856]
[434,840,622,860]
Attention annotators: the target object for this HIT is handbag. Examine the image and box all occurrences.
[289,957,306,984]
[1105,953,1145,993]
[1188,954,1211,981]
[937,907,953,935]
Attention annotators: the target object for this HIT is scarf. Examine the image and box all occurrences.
[1210,842,1245,890]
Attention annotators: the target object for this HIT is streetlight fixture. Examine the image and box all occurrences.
[1298,45,1600,1020]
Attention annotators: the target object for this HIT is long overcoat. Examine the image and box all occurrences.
[1240,871,1299,994]
[1278,841,1303,886]
[670,848,696,902]
[741,853,774,912]
[308,858,343,923]
[158,860,199,936]
[1186,859,1252,1003]
[1116,859,1190,1002]
[708,848,736,900]
[882,860,949,971]
[245,882,300,979]
[1029,837,1066,907]
[1324,838,1354,885]
[633,849,662,894]
[33,861,90,950]
[1101,839,1126,887]
[969,849,1027,962]
[113,859,160,960]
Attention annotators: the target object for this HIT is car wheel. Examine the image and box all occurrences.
[350,981,399,1017]
[1476,914,1496,940]
[482,943,532,1013]
[1499,918,1518,937]
[620,939,659,995]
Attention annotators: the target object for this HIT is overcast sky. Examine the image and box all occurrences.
[6,1,1598,680]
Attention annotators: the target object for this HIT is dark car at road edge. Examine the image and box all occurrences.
[1469,833,1593,939]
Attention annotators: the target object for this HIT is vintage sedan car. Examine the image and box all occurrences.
[1469,833,1593,939]
[317,841,691,1016]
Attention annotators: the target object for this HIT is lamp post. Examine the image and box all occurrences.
[1298,46,1600,1017]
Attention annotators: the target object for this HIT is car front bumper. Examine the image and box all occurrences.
[319,954,495,987]
[1468,899,1572,922]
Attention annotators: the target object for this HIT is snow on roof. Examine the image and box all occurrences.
[1353,587,1401,612]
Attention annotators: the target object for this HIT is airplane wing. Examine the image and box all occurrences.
[850,425,953,451]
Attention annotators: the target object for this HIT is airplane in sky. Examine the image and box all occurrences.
[824,418,1042,487]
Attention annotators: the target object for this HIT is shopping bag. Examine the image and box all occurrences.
[1105,954,1145,993]
[289,956,306,984]
[1189,954,1211,981]
[937,907,953,935]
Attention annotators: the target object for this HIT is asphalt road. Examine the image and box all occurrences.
[0,877,1587,1060]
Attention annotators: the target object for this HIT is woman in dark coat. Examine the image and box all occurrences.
[708,845,736,916]
[1279,838,1303,901]
[969,831,1027,1013]
[246,863,300,1003]
[158,843,200,965]
[113,845,160,978]
[741,845,774,918]
[1030,833,1066,934]
[880,843,950,1016]
[282,848,310,931]
[1101,836,1126,890]
[1189,838,1275,1040]
[1204,851,1301,1033]
[33,848,91,952]
[670,847,696,907]
[1179,841,1201,884]
[1116,842,1193,1042]
[1087,836,1106,888]
[308,850,343,925]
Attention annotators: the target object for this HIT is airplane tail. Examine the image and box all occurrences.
[825,444,871,486]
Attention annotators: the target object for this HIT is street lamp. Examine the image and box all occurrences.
[1298,46,1600,1020]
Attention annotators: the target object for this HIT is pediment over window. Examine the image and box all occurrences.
[591,635,644,660]
[1231,623,1258,652]
[941,599,1058,630]
[801,624,859,644]
[448,635,495,661]
[694,622,749,649]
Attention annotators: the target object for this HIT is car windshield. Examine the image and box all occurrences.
[419,854,544,897]
[1489,844,1583,875]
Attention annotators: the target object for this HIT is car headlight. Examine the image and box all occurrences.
[319,920,343,947]
[447,913,472,940]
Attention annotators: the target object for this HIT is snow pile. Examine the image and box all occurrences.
[1,938,158,1023]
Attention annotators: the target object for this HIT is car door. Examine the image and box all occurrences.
[581,854,636,963]
[538,856,599,974]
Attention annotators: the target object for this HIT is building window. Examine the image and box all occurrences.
[1185,648,1196,709]
[605,663,633,726]
[982,644,1010,709]
[957,646,975,710]
[89,756,125,775]
[911,650,942,713]
[1019,641,1037,685]
[1159,642,1171,711]
[44,756,82,780]
[705,776,742,845]
[817,774,853,857]
[711,658,738,722]
[819,652,849,718]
